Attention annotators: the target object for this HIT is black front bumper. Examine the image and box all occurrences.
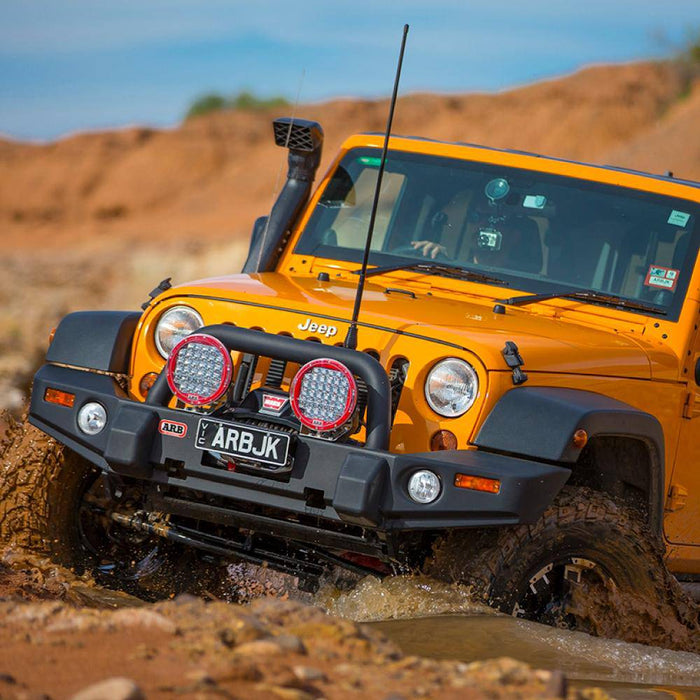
[30,363,571,535]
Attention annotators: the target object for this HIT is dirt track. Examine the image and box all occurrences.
[0,548,596,700]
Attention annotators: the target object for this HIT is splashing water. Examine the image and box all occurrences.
[314,573,495,621]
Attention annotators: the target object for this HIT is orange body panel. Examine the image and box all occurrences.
[130,134,700,570]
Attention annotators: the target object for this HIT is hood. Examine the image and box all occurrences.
[167,272,677,380]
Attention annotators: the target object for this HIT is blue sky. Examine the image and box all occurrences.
[2,1,699,140]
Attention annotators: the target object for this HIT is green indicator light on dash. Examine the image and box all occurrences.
[357,156,383,167]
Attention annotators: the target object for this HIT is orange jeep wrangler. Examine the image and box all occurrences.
[21,117,700,621]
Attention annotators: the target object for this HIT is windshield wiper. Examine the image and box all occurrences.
[353,262,508,286]
[498,288,667,315]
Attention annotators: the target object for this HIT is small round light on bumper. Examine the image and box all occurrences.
[77,402,107,435]
[407,470,441,504]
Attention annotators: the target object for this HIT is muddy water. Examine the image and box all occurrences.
[315,575,700,699]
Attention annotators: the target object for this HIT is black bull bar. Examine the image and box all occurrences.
[147,324,393,450]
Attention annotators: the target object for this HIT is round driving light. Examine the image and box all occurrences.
[407,470,441,504]
[290,358,357,431]
[166,334,232,406]
[77,402,107,435]
[155,306,204,358]
[425,358,479,418]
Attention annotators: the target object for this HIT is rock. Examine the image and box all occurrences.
[545,669,568,698]
[234,639,288,657]
[274,635,306,654]
[257,685,316,700]
[184,669,215,686]
[292,665,326,682]
[70,677,144,700]
[217,617,267,647]
[111,608,177,634]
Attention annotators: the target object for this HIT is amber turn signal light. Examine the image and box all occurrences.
[454,473,501,494]
[48,327,56,345]
[430,430,458,451]
[44,388,75,408]
[139,372,159,397]
[572,429,588,449]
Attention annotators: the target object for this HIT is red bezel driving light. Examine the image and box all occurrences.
[290,358,358,432]
[166,334,233,406]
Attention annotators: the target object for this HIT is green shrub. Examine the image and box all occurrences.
[185,94,228,120]
[185,91,290,120]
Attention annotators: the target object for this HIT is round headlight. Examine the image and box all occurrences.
[77,402,107,435]
[155,306,204,358]
[407,470,441,504]
[290,358,357,432]
[425,358,478,418]
[166,333,233,406]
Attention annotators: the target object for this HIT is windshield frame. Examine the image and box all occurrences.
[294,147,700,322]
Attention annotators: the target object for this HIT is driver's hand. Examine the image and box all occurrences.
[411,240,448,259]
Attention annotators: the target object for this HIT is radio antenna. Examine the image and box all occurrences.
[344,24,409,350]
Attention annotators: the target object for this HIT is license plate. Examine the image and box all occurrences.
[195,418,291,468]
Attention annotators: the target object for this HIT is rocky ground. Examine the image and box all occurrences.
[0,549,603,700]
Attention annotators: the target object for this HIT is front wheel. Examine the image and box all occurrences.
[0,417,226,600]
[426,487,665,633]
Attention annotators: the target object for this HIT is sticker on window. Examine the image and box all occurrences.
[523,195,546,209]
[668,210,690,227]
[644,265,679,291]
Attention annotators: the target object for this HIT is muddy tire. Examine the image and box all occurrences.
[0,414,84,562]
[427,487,667,630]
[0,415,226,600]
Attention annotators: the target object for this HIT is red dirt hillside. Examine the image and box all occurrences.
[0,61,697,254]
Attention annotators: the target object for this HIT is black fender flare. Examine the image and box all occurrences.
[46,310,141,374]
[473,387,664,533]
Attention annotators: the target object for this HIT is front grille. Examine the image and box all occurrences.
[224,330,408,443]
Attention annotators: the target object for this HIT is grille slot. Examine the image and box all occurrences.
[232,353,258,402]
[228,335,398,442]
[265,358,287,388]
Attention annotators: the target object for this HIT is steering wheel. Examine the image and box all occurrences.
[390,242,451,263]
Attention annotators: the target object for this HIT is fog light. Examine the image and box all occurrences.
[77,402,107,435]
[407,470,441,504]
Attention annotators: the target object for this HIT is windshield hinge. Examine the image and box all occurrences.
[682,389,700,419]
[142,277,172,310]
[502,341,528,385]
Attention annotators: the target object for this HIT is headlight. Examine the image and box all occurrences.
[425,358,478,417]
[155,306,204,358]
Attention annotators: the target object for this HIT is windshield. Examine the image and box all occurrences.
[295,148,699,319]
